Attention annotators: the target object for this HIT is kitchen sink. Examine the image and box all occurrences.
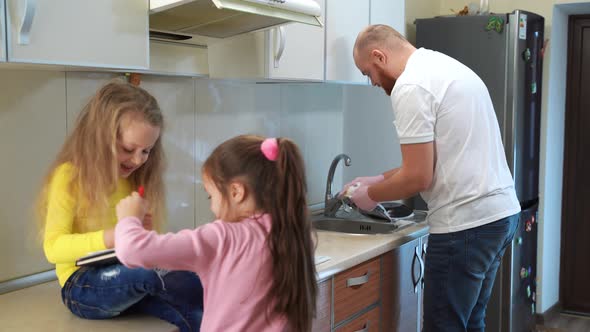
[311,210,427,235]
[318,153,427,235]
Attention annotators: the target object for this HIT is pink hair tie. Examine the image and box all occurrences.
[261,138,279,161]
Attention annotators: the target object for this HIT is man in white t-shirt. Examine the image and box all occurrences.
[342,24,521,331]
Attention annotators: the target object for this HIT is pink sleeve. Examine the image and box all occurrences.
[115,217,225,274]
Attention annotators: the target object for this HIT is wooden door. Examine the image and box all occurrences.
[561,14,590,315]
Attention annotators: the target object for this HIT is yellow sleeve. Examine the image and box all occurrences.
[43,164,107,264]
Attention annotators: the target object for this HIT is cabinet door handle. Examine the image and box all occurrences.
[421,242,427,289]
[19,0,37,45]
[346,271,370,287]
[0,0,4,48]
[273,26,286,68]
[353,321,369,332]
[412,246,425,293]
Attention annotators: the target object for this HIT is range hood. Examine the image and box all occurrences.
[149,0,322,39]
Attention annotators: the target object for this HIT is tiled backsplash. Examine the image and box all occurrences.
[0,70,401,282]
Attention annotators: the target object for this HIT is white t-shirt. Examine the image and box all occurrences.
[391,48,521,234]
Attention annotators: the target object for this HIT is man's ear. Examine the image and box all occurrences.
[371,49,387,66]
[229,181,247,204]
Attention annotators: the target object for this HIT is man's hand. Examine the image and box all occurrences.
[350,184,378,211]
[340,174,384,197]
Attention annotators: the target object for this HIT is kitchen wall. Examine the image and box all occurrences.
[342,85,402,184]
[0,69,401,283]
[405,0,441,44]
[438,0,590,314]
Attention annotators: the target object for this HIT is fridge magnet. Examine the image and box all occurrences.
[485,16,504,33]
[519,14,528,39]
[523,48,531,62]
[525,220,532,232]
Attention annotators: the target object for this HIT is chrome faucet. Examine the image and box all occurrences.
[324,154,352,217]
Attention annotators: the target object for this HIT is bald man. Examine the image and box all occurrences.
[342,24,521,331]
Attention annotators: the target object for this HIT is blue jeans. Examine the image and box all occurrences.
[61,264,203,332]
[422,213,519,332]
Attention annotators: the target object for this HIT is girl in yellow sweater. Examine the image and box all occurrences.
[37,80,203,332]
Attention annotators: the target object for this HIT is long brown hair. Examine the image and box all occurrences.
[202,135,317,331]
[37,79,166,233]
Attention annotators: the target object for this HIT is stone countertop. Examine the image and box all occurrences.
[0,281,178,332]
[315,223,429,280]
[0,222,429,331]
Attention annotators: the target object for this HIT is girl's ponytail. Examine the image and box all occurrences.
[266,138,317,332]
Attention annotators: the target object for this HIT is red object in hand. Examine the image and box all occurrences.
[138,186,145,198]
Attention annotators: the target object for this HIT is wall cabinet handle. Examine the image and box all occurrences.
[346,271,370,287]
[19,0,37,45]
[273,26,286,68]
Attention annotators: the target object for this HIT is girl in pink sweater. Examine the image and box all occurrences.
[115,135,318,331]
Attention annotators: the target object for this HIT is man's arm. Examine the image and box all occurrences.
[369,142,434,202]
[382,168,400,179]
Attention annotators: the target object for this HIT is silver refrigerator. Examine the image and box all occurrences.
[415,10,544,332]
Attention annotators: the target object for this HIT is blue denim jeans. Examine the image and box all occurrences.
[61,264,203,332]
[422,213,519,332]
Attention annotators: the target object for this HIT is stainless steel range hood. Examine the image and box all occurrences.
[150,0,322,39]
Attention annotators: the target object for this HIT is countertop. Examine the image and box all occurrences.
[0,281,178,332]
[0,222,428,332]
[315,222,429,280]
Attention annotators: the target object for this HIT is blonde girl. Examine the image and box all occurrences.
[38,80,203,332]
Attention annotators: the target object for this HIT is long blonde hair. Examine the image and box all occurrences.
[203,135,317,332]
[37,79,166,233]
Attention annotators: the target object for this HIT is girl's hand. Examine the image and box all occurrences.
[143,213,153,230]
[103,228,115,248]
[116,192,148,221]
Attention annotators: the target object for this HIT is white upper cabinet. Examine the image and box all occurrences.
[265,2,325,81]
[325,0,369,84]
[5,0,149,69]
[370,0,405,36]
[0,0,6,62]
[208,0,325,81]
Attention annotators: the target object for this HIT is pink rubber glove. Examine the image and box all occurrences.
[341,174,384,197]
[350,184,378,211]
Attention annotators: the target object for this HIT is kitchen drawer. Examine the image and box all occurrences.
[334,305,380,332]
[334,257,381,324]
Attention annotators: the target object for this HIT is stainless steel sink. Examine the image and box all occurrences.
[311,210,427,235]
[318,153,427,235]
